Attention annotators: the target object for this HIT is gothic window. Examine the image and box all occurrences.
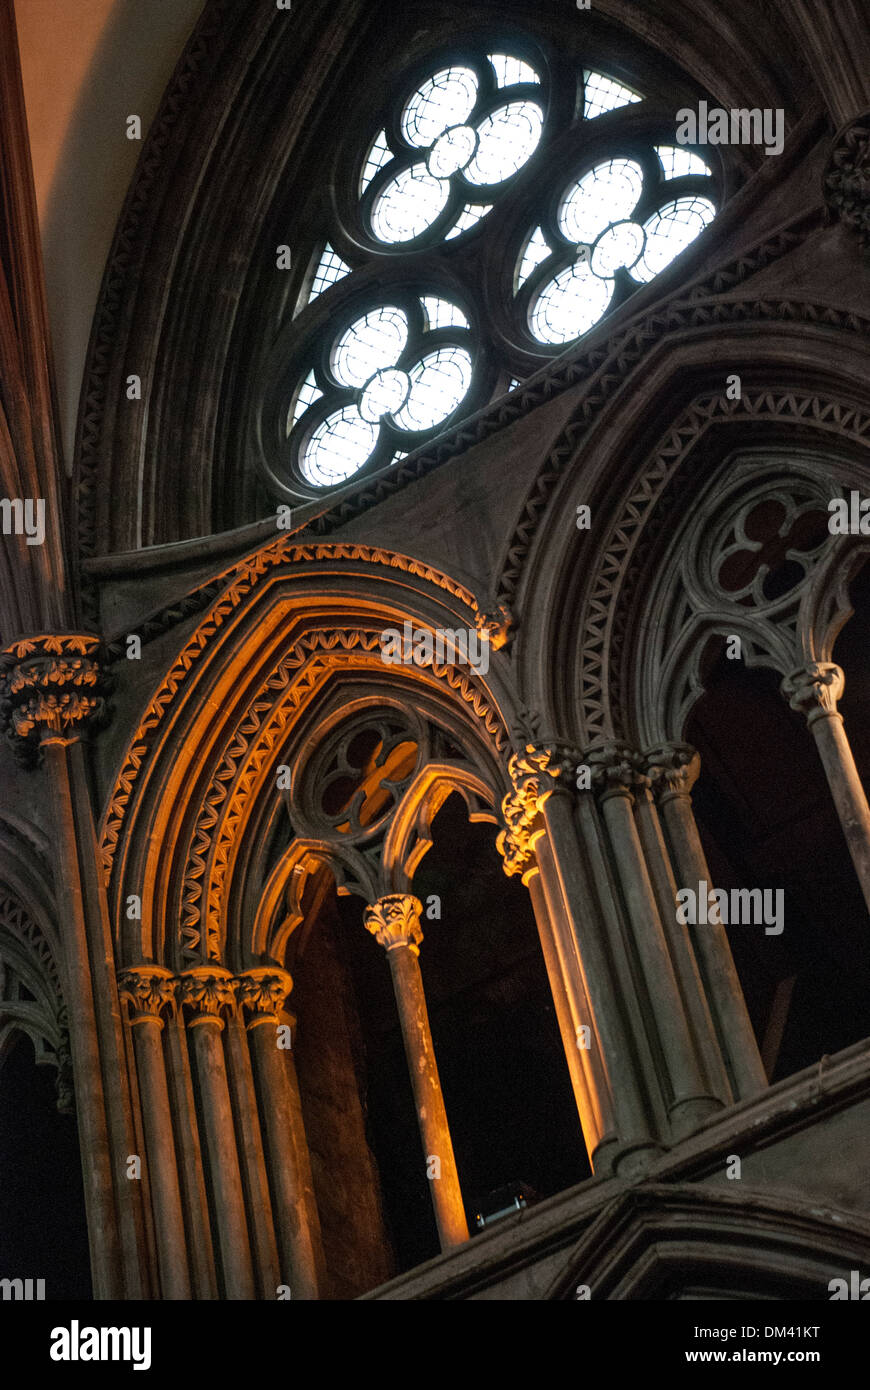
[259,39,722,501]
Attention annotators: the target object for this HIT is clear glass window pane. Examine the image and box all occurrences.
[464,102,544,185]
[488,53,541,87]
[558,159,644,245]
[331,307,409,388]
[370,165,451,243]
[301,408,380,486]
[392,347,473,430]
[401,67,479,148]
[583,70,643,119]
[629,196,716,283]
[529,262,614,344]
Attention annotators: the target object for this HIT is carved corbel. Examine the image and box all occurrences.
[824,111,870,249]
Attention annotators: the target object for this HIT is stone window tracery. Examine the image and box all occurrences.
[262,43,722,500]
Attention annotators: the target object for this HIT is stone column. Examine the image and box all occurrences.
[633,761,732,1105]
[500,747,657,1172]
[178,967,256,1298]
[498,756,610,1158]
[588,744,722,1139]
[525,862,600,1155]
[0,634,150,1297]
[646,744,767,1099]
[118,967,192,1299]
[237,967,325,1299]
[782,662,870,915]
[222,991,281,1299]
[364,894,468,1250]
[163,999,218,1298]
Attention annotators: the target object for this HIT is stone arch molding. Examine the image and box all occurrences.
[544,1184,870,1300]
[98,538,517,972]
[633,451,870,747]
[518,371,870,748]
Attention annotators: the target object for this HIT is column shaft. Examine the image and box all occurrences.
[633,784,732,1104]
[188,1017,256,1298]
[541,789,654,1158]
[526,866,599,1154]
[657,786,767,1098]
[595,771,720,1136]
[43,741,124,1298]
[223,1010,281,1298]
[810,713,870,913]
[388,943,467,1249]
[129,1017,191,1298]
[784,663,870,916]
[248,1019,324,1298]
[46,741,150,1296]
[164,1010,218,1298]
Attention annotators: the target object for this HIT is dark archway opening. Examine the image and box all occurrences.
[0,1033,91,1298]
[687,624,870,1084]
[293,790,589,1291]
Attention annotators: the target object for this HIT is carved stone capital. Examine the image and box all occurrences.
[235,967,294,1028]
[781,662,844,724]
[644,743,701,800]
[364,894,423,953]
[511,742,582,795]
[824,111,870,248]
[177,966,236,1028]
[118,965,176,1025]
[586,742,645,800]
[0,634,110,763]
[496,743,579,877]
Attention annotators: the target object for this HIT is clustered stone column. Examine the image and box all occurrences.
[364,893,469,1250]
[117,967,191,1299]
[588,743,723,1138]
[645,744,767,1100]
[118,961,326,1299]
[497,738,768,1171]
[0,635,148,1298]
[237,967,324,1299]
[782,662,870,916]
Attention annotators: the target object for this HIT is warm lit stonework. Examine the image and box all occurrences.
[3,0,870,1310]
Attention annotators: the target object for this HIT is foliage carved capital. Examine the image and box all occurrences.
[177,966,236,1027]
[644,743,701,799]
[0,634,110,762]
[474,600,514,651]
[364,894,423,953]
[496,743,580,877]
[587,742,646,799]
[118,966,176,1024]
[235,967,294,1028]
[781,662,844,724]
